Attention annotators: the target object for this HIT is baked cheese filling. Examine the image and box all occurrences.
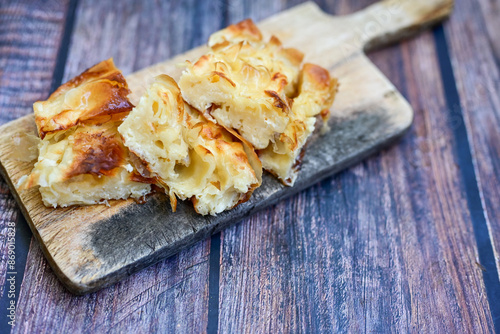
[21,20,339,213]
[22,59,151,207]
[179,19,338,185]
[118,75,262,215]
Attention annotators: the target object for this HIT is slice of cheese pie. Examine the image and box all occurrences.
[118,75,262,216]
[179,19,338,185]
[34,58,135,139]
[23,59,151,207]
[258,63,338,184]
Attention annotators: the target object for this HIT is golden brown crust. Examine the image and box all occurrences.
[180,21,305,151]
[254,62,338,185]
[118,74,263,215]
[208,18,263,47]
[66,129,125,179]
[282,47,305,68]
[302,63,331,90]
[228,19,263,41]
[21,120,151,207]
[264,90,291,112]
[296,63,339,115]
[268,36,304,67]
[23,59,151,207]
[180,19,339,187]
[34,58,134,139]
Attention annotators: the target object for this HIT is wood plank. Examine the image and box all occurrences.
[1,0,494,332]
[217,0,495,332]
[445,0,500,276]
[477,0,500,64]
[0,0,454,294]
[13,238,210,333]
[11,0,227,330]
[0,0,70,296]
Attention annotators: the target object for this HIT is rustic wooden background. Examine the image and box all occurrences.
[0,0,499,332]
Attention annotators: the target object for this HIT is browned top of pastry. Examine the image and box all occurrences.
[65,126,126,179]
[34,58,133,139]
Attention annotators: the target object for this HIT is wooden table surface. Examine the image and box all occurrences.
[0,0,499,332]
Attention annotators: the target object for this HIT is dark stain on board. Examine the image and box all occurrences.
[85,109,407,291]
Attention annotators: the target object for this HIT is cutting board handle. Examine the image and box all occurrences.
[346,0,455,51]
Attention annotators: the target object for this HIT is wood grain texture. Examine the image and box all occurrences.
[10,0,225,330]
[217,0,495,333]
[477,0,500,64]
[445,0,500,274]
[13,238,210,333]
[0,0,69,296]
[0,0,455,293]
[0,0,497,333]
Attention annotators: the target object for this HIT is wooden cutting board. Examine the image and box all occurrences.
[0,0,454,294]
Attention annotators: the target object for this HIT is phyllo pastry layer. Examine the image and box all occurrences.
[258,63,338,184]
[179,19,338,185]
[34,58,134,139]
[23,59,151,207]
[118,75,262,216]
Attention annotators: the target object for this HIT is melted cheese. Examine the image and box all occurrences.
[118,75,262,215]
[259,63,338,185]
[23,59,151,207]
[179,20,303,150]
[34,58,134,139]
[179,20,338,185]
